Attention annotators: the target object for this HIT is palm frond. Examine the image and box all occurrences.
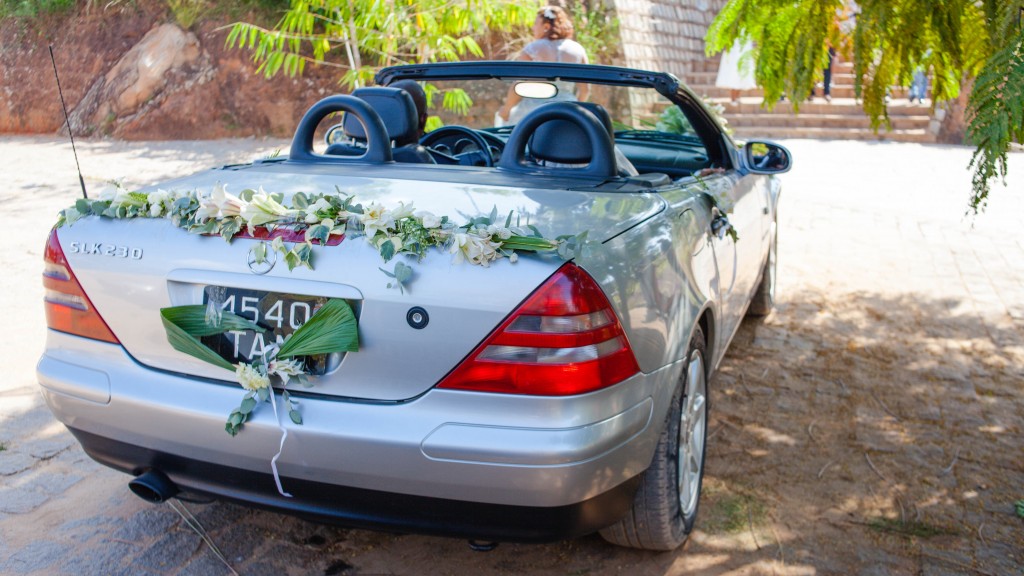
[966,30,1024,213]
[277,298,359,358]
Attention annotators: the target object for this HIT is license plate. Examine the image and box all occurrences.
[201,287,337,373]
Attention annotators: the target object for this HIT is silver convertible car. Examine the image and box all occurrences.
[38,62,789,551]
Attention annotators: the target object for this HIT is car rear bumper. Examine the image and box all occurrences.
[38,330,680,537]
[67,426,641,542]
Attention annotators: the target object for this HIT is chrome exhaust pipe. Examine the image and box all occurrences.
[467,540,499,552]
[128,469,179,503]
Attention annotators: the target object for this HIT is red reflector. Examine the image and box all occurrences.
[43,228,119,344]
[438,263,640,396]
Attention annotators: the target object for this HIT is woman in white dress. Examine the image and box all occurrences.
[715,39,757,103]
[497,6,590,125]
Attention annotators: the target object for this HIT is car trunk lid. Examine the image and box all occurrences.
[55,164,665,401]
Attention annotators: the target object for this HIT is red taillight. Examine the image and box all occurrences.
[438,263,640,395]
[43,229,119,344]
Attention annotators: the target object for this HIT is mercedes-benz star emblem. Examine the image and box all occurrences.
[247,244,277,275]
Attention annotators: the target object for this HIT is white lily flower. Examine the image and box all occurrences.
[269,358,305,385]
[451,232,501,267]
[309,197,333,213]
[110,186,145,209]
[361,203,395,239]
[241,187,297,230]
[236,363,270,392]
[147,189,170,217]
[303,197,333,223]
[97,186,118,202]
[416,211,441,229]
[390,201,416,221]
[211,184,248,218]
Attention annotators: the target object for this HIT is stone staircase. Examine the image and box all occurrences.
[682,57,939,143]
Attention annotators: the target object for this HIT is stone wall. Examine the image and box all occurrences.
[611,0,727,80]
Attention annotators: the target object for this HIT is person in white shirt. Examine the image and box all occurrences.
[497,6,590,124]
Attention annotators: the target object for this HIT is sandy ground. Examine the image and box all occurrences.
[1,136,1022,575]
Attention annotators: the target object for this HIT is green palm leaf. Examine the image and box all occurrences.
[160,305,265,337]
[160,311,235,372]
[277,299,359,358]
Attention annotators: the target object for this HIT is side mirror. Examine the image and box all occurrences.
[325,123,346,146]
[744,140,792,174]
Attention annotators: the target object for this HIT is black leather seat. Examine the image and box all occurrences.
[528,102,638,177]
[326,87,434,164]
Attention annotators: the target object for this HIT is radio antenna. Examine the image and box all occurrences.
[48,45,88,199]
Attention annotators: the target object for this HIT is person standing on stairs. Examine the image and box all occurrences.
[714,38,757,104]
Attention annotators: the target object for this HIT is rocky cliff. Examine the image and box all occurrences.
[1,3,342,139]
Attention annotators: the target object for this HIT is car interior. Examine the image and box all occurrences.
[318,80,717,184]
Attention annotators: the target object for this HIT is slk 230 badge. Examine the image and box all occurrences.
[67,241,143,260]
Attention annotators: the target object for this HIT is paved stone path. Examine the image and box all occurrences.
[1,137,1020,575]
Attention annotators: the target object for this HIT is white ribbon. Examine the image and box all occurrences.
[267,389,293,498]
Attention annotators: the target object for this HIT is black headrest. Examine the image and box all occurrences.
[344,87,419,146]
[529,102,614,164]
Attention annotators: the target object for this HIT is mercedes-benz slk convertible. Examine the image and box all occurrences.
[38,62,790,550]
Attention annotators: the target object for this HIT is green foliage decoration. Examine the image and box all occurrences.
[706,0,1024,213]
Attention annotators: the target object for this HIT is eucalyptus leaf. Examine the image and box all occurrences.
[289,410,303,425]
[258,387,270,402]
[277,298,359,358]
[240,396,257,414]
[393,261,413,284]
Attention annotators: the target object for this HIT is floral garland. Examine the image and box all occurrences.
[58,184,586,290]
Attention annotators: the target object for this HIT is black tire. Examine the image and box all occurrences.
[748,220,777,317]
[599,327,709,551]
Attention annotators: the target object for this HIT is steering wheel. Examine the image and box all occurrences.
[420,126,495,167]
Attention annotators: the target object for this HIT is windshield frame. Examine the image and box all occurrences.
[376,61,732,169]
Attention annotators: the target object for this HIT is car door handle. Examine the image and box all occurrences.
[711,214,732,240]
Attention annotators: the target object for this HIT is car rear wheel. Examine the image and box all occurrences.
[599,327,708,550]
[748,219,777,317]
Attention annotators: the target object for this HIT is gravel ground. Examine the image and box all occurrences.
[1,136,1022,575]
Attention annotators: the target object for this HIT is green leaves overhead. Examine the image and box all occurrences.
[226,0,538,90]
[966,30,1024,212]
[707,0,1024,213]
